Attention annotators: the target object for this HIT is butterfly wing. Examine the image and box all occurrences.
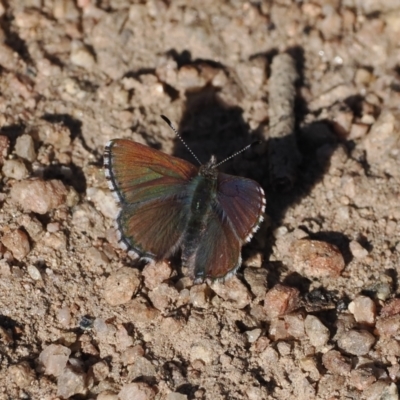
[190,173,266,281]
[104,139,198,259]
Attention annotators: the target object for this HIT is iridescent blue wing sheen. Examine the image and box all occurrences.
[190,173,266,281]
[104,139,198,259]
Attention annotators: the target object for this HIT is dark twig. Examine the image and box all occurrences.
[266,53,301,191]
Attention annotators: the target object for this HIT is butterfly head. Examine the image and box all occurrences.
[199,155,218,179]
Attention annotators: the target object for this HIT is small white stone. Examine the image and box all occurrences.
[27,265,41,280]
[245,328,262,343]
[15,134,36,162]
[2,159,28,180]
[349,240,368,259]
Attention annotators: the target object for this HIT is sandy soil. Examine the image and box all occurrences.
[1,1,400,399]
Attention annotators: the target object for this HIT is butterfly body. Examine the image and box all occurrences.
[104,139,265,282]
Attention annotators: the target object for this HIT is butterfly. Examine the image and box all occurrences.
[104,117,266,282]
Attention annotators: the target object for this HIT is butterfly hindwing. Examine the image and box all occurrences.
[216,172,266,243]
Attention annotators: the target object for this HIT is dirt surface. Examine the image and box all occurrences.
[1,1,400,399]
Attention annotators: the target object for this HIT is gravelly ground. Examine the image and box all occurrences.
[0,1,400,399]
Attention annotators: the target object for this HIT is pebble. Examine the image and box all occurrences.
[363,110,399,167]
[375,315,400,338]
[348,296,376,325]
[38,121,71,149]
[57,365,87,398]
[91,361,110,381]
[264,284,300,319]
[86,247,109,268]
[304,315,330,347]
[125,298,160,324]
[1,229,30,260]
[284,313,306,339]
[142,260,172,290]
[245,328,262,343]
[189,283,211,309]
[118,382,155,400]
[27,264,41,280]
[349,240,369,259]
[290,239,345,278]
[39,344,71,376]
[337,329,375,356]
[190,339,221,364]
[10,179,68,214]
[167,393,187,400]
[57,306,71,327]
[15,134,36,162]
[121,345,145,366]
[363,381,398,400]
[243,267,268,298]
[0,135,10,164]
[348,123,369,140]
[70,41,96,70]
[20,214,43,240]
[97,392,118,400]
[349,368,376,391]
[8,361,35,388]
[86,187,119,220]
[322,350,351,375]
[148,283,179,311]
[269,318,291,341]
[2,159,29,180]
[210,276,252,309]
[380,298,400,317]
[103,267,140,306]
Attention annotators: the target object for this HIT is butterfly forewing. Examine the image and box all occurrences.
[105,140,198,259]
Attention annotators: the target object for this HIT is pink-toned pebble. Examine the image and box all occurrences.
[39,344,71,377]
[125,298,160,324]
[290,239,345,278]
[189,283,211,308]
[142,260,172,290]
[348,296,376,325]
[121,345,145,366]
[118,382,155,400]
[210,277,252,309]
[47,222,60,233]
[10,179,68,214]
[57,366,87,398]
[103,267,140,306]
[349,368,376,390]
[349,240,369,259]
[348,123,369,140]
[269,318,291,341]
[376,315,400,338]
[57,306,71,327]
[264,284,300,319]
[1,229,30,260]
[322,350,351,375]
[380,298,400,317]
[284,313,306,339]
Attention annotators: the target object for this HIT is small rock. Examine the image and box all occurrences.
[10,179,68,214]
[97,391,118,400]
[245,328,262,343]
[148,283,179,311]
[304,315,330,347]
[348,296,376,325]
[269,318,292,341]
[86,247,109,268]
[363,110,400,167]
[19,214,43,240]
[2,159,29,180]
[0,135,10,164]
[380,298,400,317]
[127,356,157,382]
[349,240,369,259]
[118,382,155,400]
[349,123,369,140]
[167,393,187,400]
[349,368,376,391]
[210,276,252,309]
[125,298,160,324]
[15,134,36,162]
[70,41,96,70]
[8,361,35,388]
[337,329,375,356]
[57,366,87,398]
[1,229,30,260]
[176,65,206,92]
[91,361,110,381]
[121,345,145,366]
[363,381,398,400]
[290,239,345,278]
[376,315,400,338]
[37,121,71,149]
[189,283,211,308]
[264,284,300,319]
[142,261,172,290]
[39,344,71,377]
[103,267,140,306]
[27,265,41,280]
[190,339,222,364]
[57,306,71,327]
[322,350,351,375]
[86,187,119,220]
[284,313,306,339]
[243,267,268,298]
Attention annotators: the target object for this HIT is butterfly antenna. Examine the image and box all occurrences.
[161,115,202,165]
[215,141,262,168]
